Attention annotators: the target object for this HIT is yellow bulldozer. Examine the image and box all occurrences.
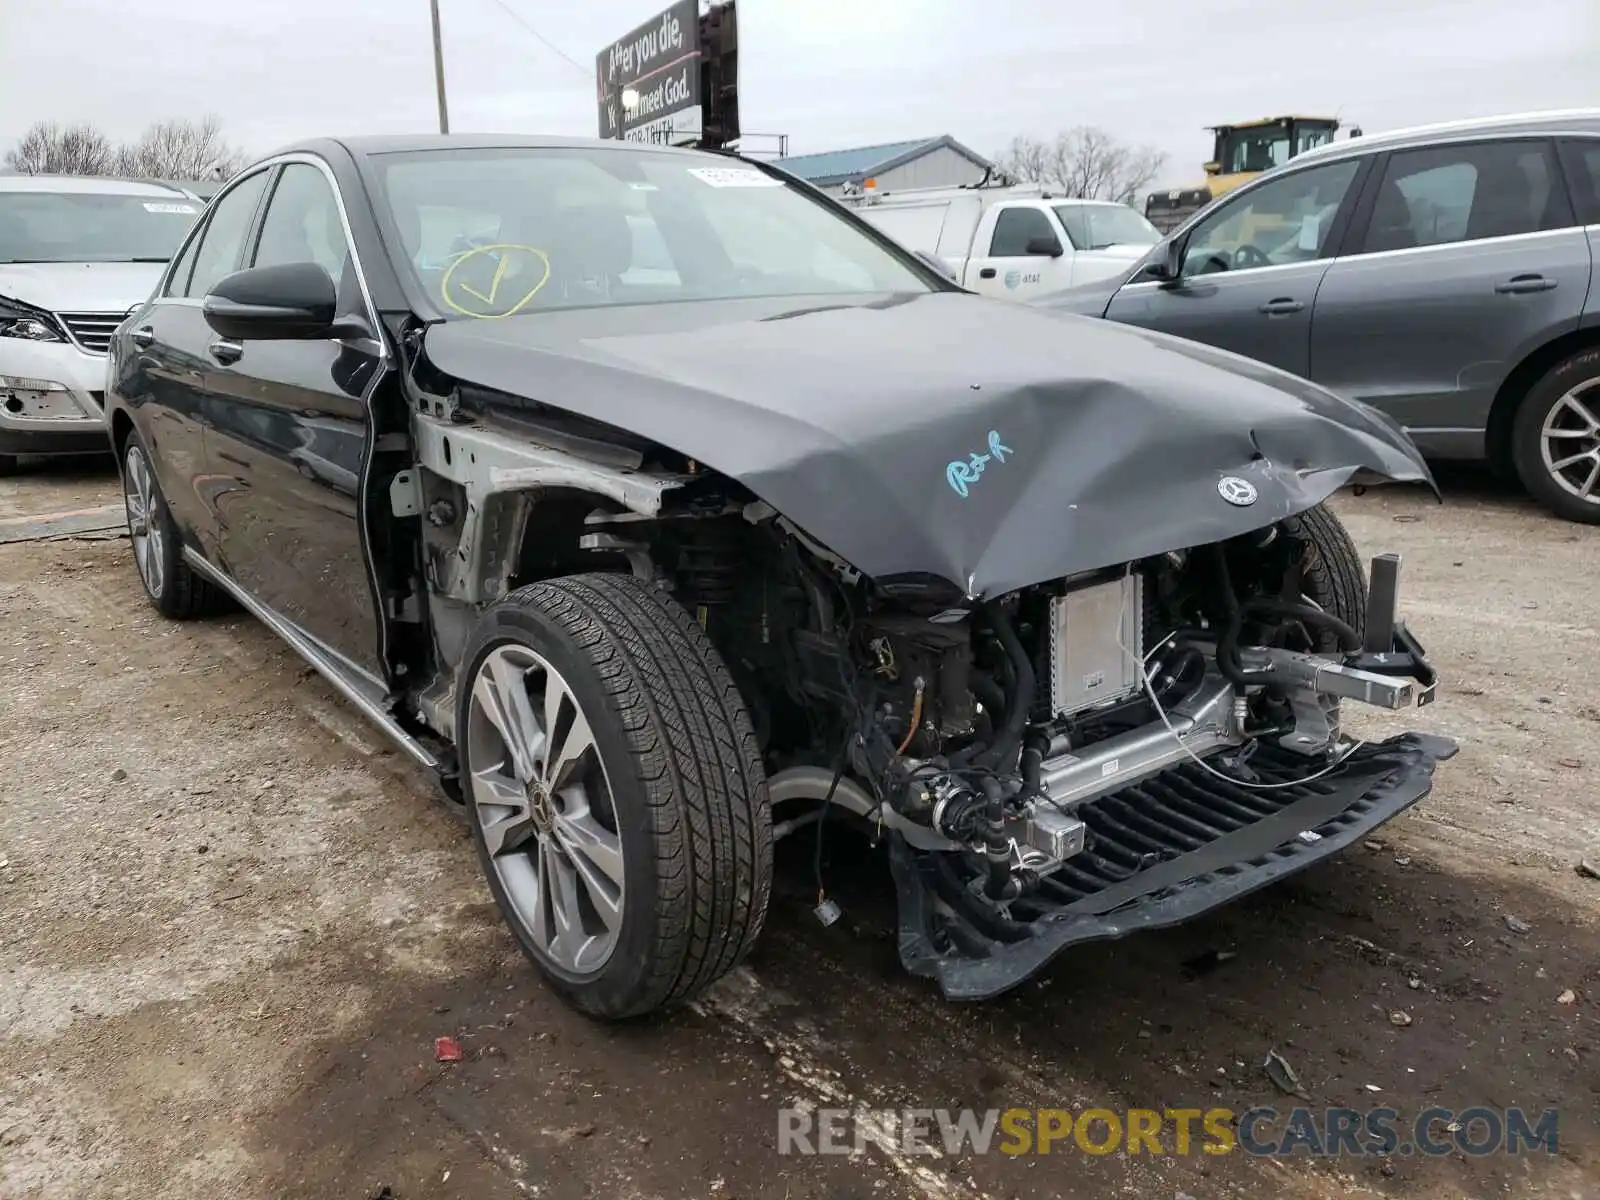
[1144,115,1358,234]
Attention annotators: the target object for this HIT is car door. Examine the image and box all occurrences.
[1310,137,1589,456]
[203,159,387,678]
[966,205,1073,300]
[1556,137,1600,330]
[115,168,274,556]
[1103,156,1368,378]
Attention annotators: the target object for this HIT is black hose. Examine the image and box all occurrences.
[1242,597,1361,653]
[978,774,1013,901]
[975,601,1033,774]
[1209,544,1268,688]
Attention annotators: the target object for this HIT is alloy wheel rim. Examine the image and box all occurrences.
[1539,380,1600,504]
[465,643,625,976]
[123,446,166,598]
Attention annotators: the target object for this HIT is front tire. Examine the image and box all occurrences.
[121,431,227,619]
[1511,348,1600,524]
[456,572,772,1019]
[1282,502,1367,647]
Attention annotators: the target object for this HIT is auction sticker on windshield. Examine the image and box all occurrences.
[686,167,784,188]
[143,202,199,214]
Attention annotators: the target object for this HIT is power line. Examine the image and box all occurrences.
[480,0,595,80]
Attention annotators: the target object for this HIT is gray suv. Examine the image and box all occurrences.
[1040,110,1600,524]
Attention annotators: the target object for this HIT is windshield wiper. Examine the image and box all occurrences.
[123,257,172,263]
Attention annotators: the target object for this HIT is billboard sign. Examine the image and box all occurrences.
[596,0,702,145]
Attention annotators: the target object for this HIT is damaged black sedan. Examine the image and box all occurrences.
[104,135,1455,1017]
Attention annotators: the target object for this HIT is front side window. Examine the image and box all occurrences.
[1359,140,1570,254]
[988,207,1058,257]
[252,163,349,292]
[374,148,931,318]
[186,170,272,298]
[1182,158,1361,276]
[0,190,200,266]
[1053,204,1160,251]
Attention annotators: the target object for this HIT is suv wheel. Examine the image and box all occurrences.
[456,572,772,1019]
[1511,348,1600,524]
[121,431,228,618]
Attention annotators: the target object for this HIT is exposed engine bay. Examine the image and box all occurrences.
[559,482,1447,993]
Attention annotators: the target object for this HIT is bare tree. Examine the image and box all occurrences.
[993,126,1166,205]
[112,116,247,181]
[3,121,115,176]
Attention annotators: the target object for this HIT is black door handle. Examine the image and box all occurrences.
[131,326,155,348]
[1257,298,1304,315]
[978,267,997,279]
[1495,275,1557,294]
[208,338,243,365]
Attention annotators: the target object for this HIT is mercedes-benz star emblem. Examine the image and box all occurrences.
[1217,476,1259,507]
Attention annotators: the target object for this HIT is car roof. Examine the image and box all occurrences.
[0,174,194,197]
[276,133,732,161]
[1292,107,1600,166]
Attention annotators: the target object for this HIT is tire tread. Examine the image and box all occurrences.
[496,572,770,1017]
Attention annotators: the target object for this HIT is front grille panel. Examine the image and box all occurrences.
[1028,744,1390,909]
[56,312,125,354]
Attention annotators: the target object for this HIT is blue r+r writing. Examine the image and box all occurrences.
[946,430,1013,498]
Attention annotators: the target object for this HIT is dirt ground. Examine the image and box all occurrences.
[1,457,1596,1200]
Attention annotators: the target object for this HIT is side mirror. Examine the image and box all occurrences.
[1025,235,1064,258]
[202,262,339,341]
[1140,238,1185,283]
[1202,161,1222,176]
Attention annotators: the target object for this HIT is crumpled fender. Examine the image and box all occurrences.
[423,291,1434,596]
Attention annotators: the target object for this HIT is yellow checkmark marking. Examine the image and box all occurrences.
[440,243,552,319]
[456,253,510,305]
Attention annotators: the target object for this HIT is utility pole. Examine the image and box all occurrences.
[429,0,450,134]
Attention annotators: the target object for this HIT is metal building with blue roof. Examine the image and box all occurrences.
[772,135,994,195]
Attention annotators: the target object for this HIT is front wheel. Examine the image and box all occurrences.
[1282,502,1367,647]
[1511,348,1600,524]
[456,572,772,1019]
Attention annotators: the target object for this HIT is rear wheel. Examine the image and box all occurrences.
[121,431,228,619]
[456,572,772,1019]
[1511,349,1600,524]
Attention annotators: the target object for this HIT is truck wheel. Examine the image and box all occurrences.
[456,572,772,1019]
[121,430,229,619]
[1282,502,1367,647]
[1510,348,1600,524]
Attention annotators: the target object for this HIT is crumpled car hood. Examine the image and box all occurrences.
[423,291,1434,597]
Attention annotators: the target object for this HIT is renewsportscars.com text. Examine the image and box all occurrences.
[778,1105,1560,1158]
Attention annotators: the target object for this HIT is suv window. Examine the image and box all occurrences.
[1182,158,1361,276]
[252,163,350,292]
[185,170,271,298]
[989,207,1057,257]
[1359,139,1571,254]
[1557,139,1600,226]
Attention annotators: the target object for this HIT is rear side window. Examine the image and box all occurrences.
[988,207,1057,257]
[161,227,203,298]
[1359,139,1572,254]
[1557,139,1600,225]
[185,170,272,298]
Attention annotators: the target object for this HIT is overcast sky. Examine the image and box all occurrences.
[2,0,1596,189]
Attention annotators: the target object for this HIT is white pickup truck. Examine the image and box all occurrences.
[837,181,1163,302]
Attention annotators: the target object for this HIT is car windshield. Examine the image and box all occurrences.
[1052,204,1161,250]
[372,146,933,317]
[0,191,201,264]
